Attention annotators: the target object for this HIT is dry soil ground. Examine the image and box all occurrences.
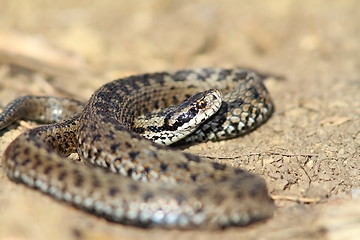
[0,1,359,240]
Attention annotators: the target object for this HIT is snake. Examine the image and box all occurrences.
[0,68,275,229]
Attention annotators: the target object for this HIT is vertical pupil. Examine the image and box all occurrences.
[198,100,206,108]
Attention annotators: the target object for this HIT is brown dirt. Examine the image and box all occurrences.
[0,1,359,240]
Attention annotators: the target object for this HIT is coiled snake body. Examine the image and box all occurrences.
[0,68,275,229]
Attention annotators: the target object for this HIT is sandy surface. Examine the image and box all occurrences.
[0,1,359,239]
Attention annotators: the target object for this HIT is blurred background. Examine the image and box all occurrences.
[1,0,359,100]
[0,1,359,240]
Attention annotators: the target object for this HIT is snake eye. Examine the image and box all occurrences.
[197,100,207,109]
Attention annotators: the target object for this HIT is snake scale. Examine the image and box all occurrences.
[0,68,275,229]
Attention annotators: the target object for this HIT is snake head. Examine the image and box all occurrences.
[163,89,222,138]
[134,89,222,145]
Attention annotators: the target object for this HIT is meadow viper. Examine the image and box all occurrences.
[0,68,275,229]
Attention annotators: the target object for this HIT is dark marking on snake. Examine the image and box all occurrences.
[0,68,275,229]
